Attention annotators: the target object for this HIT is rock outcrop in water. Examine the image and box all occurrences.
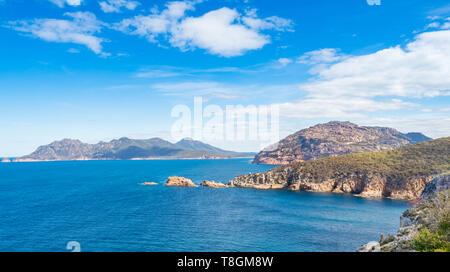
[200,181,229,188]
[358,174,450,252]
[15,137,253,162]
[165,177,198,187]
[253,121,431,165]
[1,158,11,163]
[141,182,158,186]
[230,138,450,200]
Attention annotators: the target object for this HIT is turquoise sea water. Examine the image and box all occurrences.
[0,159,409,252]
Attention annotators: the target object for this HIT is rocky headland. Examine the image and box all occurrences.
[165,177,198,187]
[358,174,450,252]
[253,121,431,165]
[230,138,450,200]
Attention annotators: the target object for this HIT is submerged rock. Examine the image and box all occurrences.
[200,181,228,188]
[141,182,158,186]
[165,177,198,187]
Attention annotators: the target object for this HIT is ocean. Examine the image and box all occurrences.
[0,159,409,252]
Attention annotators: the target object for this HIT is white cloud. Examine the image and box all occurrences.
[277,58,292,67]
[300,30,450,99]
[442,18,450,29]
[152,81,242,99]
[170,7,270,57]
[99,0,140,13]
[425,22,440,29]
[114,1,195,42]
[242,8,294,32]
[135,70,183,78]
[49,0,83,8]
[115,1,293,57]
[297,48,345,65]
[9,12,107,56]
[277,98,417,119]
[67,48,80,53]
[265,30,450,120]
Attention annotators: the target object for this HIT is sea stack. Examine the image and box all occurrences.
[1,158,11,163]
[165,177,198,187]
[200,181,228,188]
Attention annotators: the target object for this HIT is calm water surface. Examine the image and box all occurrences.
[0,159,409,252]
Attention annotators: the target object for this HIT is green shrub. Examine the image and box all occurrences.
[413,227,450,252]
[275,137,450,184]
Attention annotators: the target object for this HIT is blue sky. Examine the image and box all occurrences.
[1,0,450,156]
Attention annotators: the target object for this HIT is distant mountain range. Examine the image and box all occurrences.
[253,121,432,165]
[14,138,254,162]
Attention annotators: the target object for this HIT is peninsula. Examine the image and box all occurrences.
[14,137,254,162]
[230,138,450,200]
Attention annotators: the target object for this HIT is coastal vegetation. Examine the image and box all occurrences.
[287,137,449,181]
[231,138,450,199]
[359,173,449,252]
[412,190,450,252]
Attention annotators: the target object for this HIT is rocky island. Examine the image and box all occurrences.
[253,121,431,165]
[165,177,198,187]
[1,158,11,163]
[230,138,450,200]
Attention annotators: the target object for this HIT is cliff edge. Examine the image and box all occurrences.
[358,174,450,252]
[231,138,450,200]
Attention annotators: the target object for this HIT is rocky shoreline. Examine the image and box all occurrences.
[229,138,450,200]
[358,174,449,252]
[229,172,435,200]
[200,181,229,188]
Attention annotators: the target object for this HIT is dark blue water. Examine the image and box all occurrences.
[0,159,408,252]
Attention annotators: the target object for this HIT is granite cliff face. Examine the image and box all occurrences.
[358,174,450,252]
[15,137,253,162]
[420,174,450,200]
[230,138,450,200]
[253,121,431,165]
